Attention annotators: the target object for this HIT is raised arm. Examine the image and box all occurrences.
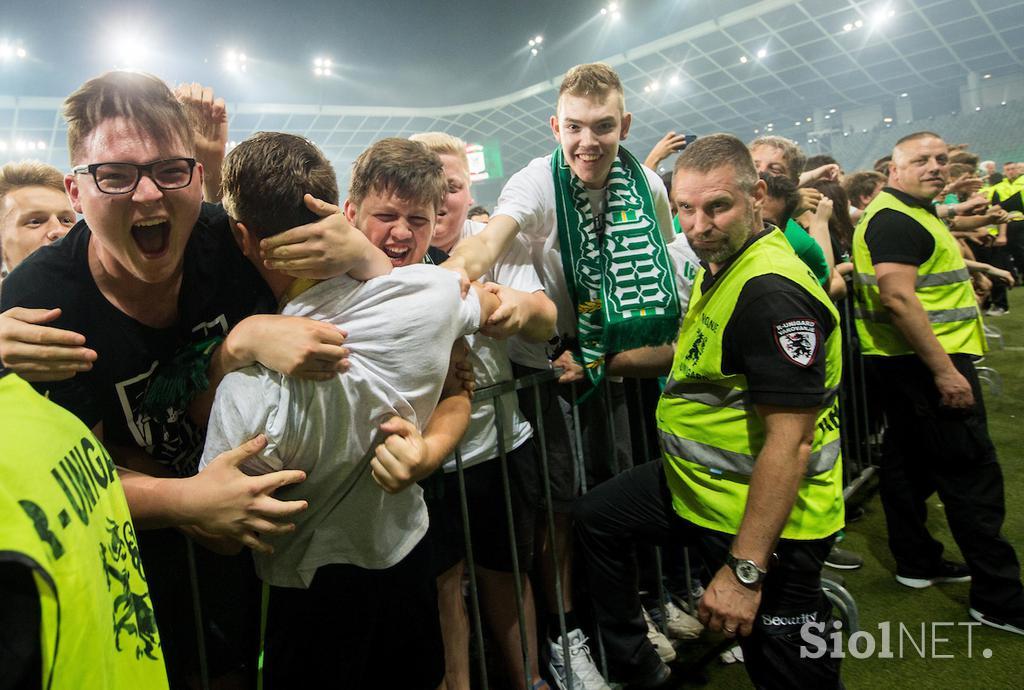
[175,82,228,203]
[442,215,522,283]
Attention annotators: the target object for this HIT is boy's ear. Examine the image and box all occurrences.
[230,219,256,259]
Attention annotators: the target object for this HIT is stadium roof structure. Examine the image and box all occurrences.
[2,0,1022,195]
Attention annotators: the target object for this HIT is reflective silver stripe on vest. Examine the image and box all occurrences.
[663,380,840,410]
[659,430,841,477]
[855,268,969,288]
[662,380,749,410]
[855,306,979,325]
[915,268,969,287]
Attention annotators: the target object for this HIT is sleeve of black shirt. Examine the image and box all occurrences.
[0,246,103,429]
[998,191,1023,215]
[863,208,935,266]
[0,562,42,690]
[721,275,835,408]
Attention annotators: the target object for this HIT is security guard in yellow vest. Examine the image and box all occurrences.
[991,162,1024,306]
[853,131,1024,636]
[0,370,170,689]
[574,134,844,689]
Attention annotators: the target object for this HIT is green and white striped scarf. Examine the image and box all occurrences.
[551,145,680,389]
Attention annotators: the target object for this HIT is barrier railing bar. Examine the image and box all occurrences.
[453,446,490,690]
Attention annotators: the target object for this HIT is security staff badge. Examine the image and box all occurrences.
[774,319,819,367]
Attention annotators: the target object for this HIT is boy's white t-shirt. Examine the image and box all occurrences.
[200,265,481,588]
[494,154,697,369]
[443,219,543,472]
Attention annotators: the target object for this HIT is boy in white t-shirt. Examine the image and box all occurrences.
[200,134,499,690]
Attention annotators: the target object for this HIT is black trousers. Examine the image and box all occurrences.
[261,537,444,690]
[867,354,1024,615]
[573,459,842,689]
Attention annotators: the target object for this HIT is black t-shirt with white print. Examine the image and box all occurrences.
[0,203,275,476]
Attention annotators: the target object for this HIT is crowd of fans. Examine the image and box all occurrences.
[0,61,1022,690]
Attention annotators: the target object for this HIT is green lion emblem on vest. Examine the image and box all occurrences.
[100,519,160,661]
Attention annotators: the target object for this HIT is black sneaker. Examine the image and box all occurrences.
[969,608,1024,635]
[896,560,971,589]
[825,545,864,570]
[622,662,671,689]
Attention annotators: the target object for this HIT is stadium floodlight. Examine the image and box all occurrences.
[983,73,991,79]
[530,47,539,56]
[109,28,152,68]
[805,116,812,122]
[534,35,543,44]
[794,121,801,126]
[669,74,680,86]
[883,117,893,123]
[650,81,660,91]
[872,7,896,25]
[900,92,908,97]
[842,23,853,32]
[756,48,767,59]
[313,56,332,77]
[829,108,837,113]
[224,49,248,73]
[854,19,864,28]
[739,55,748,64]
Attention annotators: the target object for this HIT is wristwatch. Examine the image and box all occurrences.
[726,553,768,586]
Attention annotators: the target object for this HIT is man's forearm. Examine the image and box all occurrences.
[444,215,521,281]
[345,233,393,281]
[422,389,472,470]
[518,291,557,342]
[881,285,958,378]
[606,345,676,378]
[730,408,815,566]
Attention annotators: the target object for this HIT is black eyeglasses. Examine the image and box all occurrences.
[71,157,197,195]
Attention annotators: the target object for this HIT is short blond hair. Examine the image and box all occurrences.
[557,63,625,113]
[0,160,66,210]
[409,132,469,178]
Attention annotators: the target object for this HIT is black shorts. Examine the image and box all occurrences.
[425,442,540,575]
[512,364,580,511]
[261,537,444,690]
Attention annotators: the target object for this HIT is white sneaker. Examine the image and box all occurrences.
[548,628,612,690]
[643,608,677,663]
[719,643,745,664]
[662,600,703,640]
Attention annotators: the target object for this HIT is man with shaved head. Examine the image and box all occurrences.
[853,131,1024,636]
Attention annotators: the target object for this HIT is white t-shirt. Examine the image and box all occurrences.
[495,154,697,368]
[199,265,481,588]
[444,219,544,472]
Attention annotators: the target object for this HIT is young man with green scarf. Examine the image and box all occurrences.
[444,62,697,690]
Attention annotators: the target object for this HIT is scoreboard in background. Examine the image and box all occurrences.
[466,142,503,182]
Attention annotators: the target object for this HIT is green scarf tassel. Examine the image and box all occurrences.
[141,336,225,423]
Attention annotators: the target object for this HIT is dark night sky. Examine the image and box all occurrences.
[1,0,704,105]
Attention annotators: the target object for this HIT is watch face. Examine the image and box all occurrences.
[736,561,760,584]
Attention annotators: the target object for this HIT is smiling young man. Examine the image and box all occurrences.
[0,161,76,286]
[853,131,1024,636]
[440,62,695,690]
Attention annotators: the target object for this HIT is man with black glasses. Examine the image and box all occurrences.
[0,70,391,686]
